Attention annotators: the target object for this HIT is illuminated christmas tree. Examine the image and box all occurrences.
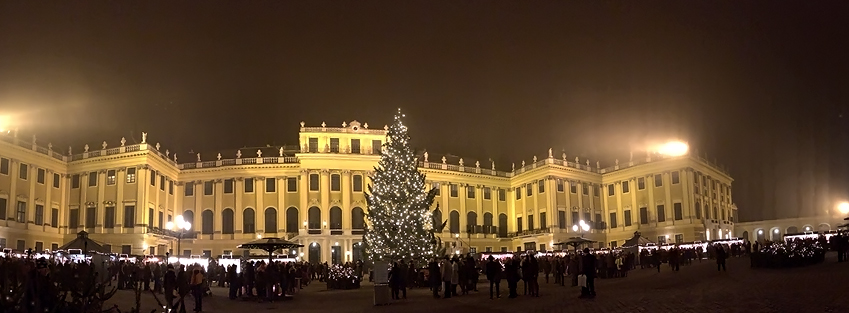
[363,110,438,263]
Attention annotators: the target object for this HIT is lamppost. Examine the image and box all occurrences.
[572,220,590,237]
[165,215,192,259]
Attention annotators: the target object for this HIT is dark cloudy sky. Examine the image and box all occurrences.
[1,1,848,222]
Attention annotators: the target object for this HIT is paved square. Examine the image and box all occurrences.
[106,253,849,313]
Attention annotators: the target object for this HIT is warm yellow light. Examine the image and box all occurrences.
[656,141,689,157]
[0,115,10,132]
[838,202,849,214]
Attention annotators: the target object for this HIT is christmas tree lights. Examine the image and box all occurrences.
[363,109,438,264]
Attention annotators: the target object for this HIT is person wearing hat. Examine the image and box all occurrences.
[484,255,502,299]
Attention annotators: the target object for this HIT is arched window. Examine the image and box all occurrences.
[286,207,299,233]
[222,208,234,234]
[351,207,365,229]
[183,210,194,226]
[432,208,443,231]
[264,207,277,233]
[330,206,342,229]
[466,211,477,233]
[308,207,321,229]
[201,210,213,234]
[483,212,493,234]
[694,202,702,219]
[498,213,508,237]
[449,210,460,233]
[243,208,255,233]
[785,226,798,234]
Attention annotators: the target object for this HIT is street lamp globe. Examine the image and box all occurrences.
[166,221,174,230]
[838,202,849,214]
[572,225,578,232]
[581,223,590,232]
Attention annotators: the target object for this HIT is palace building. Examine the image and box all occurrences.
[0,120,736,264]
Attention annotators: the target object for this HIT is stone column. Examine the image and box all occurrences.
[545,178,555,229]
[234,178,243,234]
[459,184,467,234]
[96,170,107,233]
[320,170,330,232]
[8,159,17,223]
[664,172,673,227]
[277,177,285,233]
[44,170,52,228]
[116,169,126,230]
[299,171,308,233]
[135,168,149,232]
[256,177,265,233]
[214,179,223,237]
[341,171,351,229]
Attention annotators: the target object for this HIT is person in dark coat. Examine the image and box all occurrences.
[505,258,519,298]
[580,248,596,298]
[390,261,407,299]
[716,244,728,272]
[164,265,177,310]
[428,258,441,298]
[484,256,502,299]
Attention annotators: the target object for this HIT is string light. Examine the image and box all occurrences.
[363,109,437,264]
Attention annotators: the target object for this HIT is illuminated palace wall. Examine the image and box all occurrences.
[0,120,736,263]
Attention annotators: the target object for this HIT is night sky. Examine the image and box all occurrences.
[1,1,848,223]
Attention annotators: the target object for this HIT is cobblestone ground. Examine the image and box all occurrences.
[106,253,849,313]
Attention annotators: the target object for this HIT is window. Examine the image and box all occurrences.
[148,208,154,228]
[539,212,547,229]
[671,171,680,184]
[582,183,588,195]
[307,137,319,152]
[673,203,683,220]
[244,208,256,234]
[527,215,534,230]
[105,207,115,228]
[654,174,663,187]
[350,139,360,154]
[657,205,666,222]
[695,202,702,219]
[16,201,26,223]
[526,184,532,196]
[0,198,6,220]
[35,205,43,225]
[501,247,508,253]
[516,188,521,200]
[353,175,363,192]
[87,172,97,187]
[266,178,276,192]
[37,168,45,184]
[126,167,136,183]
[124,206,135,228]
[19,163,28,180]
[622,181,630,193]
[558,211,566,229]
[158,212,163,228]
[466,186,475,198]
[203,181,213,195]
[624,210,632,226]
[372,140,382,154]
[657,236,667,244]
[185,182,194,196]
[160,176,166,191]
[71,174,80,189]
[609,212,618,228]
[224,179,234,194]
[287,177,298,192]
[51,208,58,227]
[330,174,341,191]
[87,207,97,228]
[330,138,340,153]
[309,174,319,191]
[538,180,545,193]
[169,181,174,194]
[483,187,491,200]
[69,208,79,228]
[245,178,254,193]
[53,173,60,188]
[517,217,523,232]
[639,207,648,224]
[570,181,577,193]
[150,171,156,186]
[107,170,116,185]
[593,184,600,196]
[557,179,564,192]
[0,158,8,174]
[608,184,614,196]
[222,209,234,234]
[638,177,645,190]
[498,189,505,201]
[450,184,458,197]
[675,234,684,243]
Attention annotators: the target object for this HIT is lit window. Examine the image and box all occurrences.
[107,170,116,185]
[126,167,136,183]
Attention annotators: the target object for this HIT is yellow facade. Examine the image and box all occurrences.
[0,120,735,263]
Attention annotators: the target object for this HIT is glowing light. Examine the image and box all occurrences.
[774,229,779,234]
[257,234,262,239]
[838,202,849,214]
[0,115,10,133]
[656,141,689,157]
[758,229,763,235]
